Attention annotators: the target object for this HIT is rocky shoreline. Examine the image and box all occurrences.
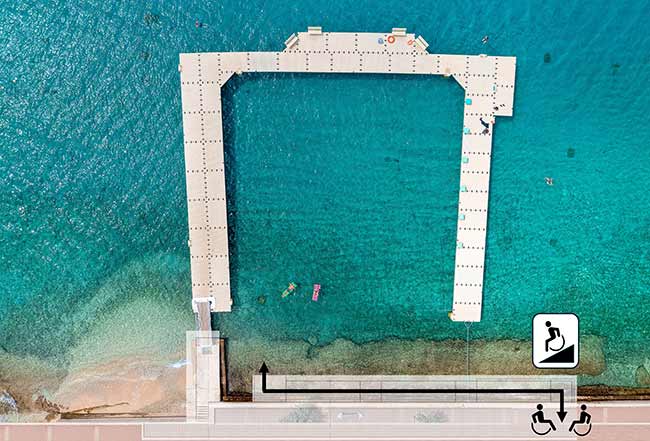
[2,333,649,422]
[224,335,608,393]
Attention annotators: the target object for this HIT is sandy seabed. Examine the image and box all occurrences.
[0,348,187,421]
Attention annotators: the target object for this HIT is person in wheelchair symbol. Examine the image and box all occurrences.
[531,404,556,435]
[569,404,592,436]
[545,321,565,352]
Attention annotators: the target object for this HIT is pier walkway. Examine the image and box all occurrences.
[179,28,517,322]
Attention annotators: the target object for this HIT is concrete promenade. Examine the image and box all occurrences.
[3,401,648,440]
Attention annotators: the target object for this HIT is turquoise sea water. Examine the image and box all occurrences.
[1,1,650,387]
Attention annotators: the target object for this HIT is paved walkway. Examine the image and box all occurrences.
[3,402,649,440]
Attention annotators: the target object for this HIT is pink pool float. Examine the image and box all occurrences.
[312,284,321,302]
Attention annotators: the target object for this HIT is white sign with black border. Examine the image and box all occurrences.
[532,313,579,369]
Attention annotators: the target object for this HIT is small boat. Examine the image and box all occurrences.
[281,282,297,298]
[312,284,321,301]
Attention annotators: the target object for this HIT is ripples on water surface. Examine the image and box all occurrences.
[1,0,649,387]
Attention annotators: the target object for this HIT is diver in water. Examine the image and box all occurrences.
[482,35,489,44]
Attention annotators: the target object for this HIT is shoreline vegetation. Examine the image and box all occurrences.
[2,334,649,421]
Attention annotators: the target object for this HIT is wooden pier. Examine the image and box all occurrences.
[179,28,517,322]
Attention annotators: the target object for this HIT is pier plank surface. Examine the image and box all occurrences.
[179,30,517,320]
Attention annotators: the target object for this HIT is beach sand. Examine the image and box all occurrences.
[51,354,186,416]
[0,348,186,421]
[0,261,194,421]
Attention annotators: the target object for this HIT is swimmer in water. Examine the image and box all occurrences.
[545,177,554,186]
[482,35,489,44]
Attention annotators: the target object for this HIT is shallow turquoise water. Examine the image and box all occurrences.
[1,0,649,385]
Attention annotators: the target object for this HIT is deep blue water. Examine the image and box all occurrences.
[1,0,649,386]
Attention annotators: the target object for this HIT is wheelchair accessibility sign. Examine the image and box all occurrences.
[533,313,579,369]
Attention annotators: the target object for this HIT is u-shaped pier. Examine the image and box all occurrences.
[179,28,517,325]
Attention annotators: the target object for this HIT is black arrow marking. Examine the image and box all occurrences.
[259,363,567,422]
